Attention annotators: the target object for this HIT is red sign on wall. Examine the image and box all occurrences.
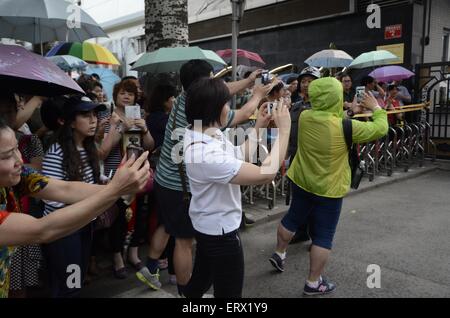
[385,25,402,40]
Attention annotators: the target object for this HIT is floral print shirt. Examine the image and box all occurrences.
[0,167,49,298]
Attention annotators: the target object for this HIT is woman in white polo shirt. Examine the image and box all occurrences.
[183,77,291,298]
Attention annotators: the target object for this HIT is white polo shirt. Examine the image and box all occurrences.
[184,128,244,236]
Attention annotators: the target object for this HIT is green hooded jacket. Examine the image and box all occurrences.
[287,77,388,198]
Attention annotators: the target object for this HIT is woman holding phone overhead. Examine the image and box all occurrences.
[97,79,155,279]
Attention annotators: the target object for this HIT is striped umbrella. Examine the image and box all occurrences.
[46,42,120,66]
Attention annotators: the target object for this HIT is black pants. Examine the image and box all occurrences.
[108,199,128,254]
[184,230,244,298]
[44,224,92,298]
[130,194,150,247]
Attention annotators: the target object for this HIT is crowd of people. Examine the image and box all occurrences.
[0,58,400,298]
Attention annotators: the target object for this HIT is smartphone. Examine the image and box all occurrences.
[356,86,365,103]
[267,101,277,115]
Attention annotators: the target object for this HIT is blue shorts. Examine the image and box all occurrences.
[282,183,343,250]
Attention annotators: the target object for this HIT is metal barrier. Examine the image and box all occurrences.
[241,103,436,209]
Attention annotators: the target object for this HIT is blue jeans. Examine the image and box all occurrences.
[282,184,343,250]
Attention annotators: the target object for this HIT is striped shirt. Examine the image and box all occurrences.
[98,111,122,177]
[42,143,95,215]
[154,92,235,192]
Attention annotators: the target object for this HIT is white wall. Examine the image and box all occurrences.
[423,0,450,63]
[81,0,144,24]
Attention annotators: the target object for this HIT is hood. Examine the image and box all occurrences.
[308,77,344,117]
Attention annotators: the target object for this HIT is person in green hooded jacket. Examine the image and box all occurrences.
[269,77,388,296]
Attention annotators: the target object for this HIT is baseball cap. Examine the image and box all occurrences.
[298,66,321,81]
[63,96,106,119]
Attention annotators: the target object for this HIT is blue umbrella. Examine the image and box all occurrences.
[85,67,120,101]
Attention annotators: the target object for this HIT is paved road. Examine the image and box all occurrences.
[81,169,450,298]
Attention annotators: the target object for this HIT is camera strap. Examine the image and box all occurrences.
[172,96,190,202]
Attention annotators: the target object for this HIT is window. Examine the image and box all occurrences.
[443,29,450,62]
[137,36,146,54]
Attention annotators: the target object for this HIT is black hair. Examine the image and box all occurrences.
[0,91,18,128]
[147,84,177,113]
[77,78,97,93]
[91,73,100,81]
[180,60,214,91]
[41,96,67,131]
[388,84,398,92]
[361,76,375,86]
[86,92,99,103]
[286,77,298,85]
[55,96,100,184]
[341,74,352,81]
[93,81,103,89]
[186,78,230,127]
[122,76,138,82]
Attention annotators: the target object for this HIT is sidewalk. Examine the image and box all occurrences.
[244,159,443,225]
[81,159,446,298]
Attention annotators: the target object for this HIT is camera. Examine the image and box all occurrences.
[261,71,271,85]
[126,135,142,158]
[126,144,144,159]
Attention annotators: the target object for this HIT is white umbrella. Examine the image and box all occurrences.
[305,49,353,68]
[0,0,108,44]
[46,55,88,72]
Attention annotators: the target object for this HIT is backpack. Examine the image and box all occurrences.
[342,119,365,190]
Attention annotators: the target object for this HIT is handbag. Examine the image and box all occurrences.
[95,203,120,230]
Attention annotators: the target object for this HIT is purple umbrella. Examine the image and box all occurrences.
[0,44,84,96]
[369,66,414,83]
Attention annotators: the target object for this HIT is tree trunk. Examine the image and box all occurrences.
[144,0,189,52]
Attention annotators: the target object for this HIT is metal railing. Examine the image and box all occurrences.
[241,103,436,209]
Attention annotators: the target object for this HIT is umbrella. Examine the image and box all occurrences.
[369,66,414,83]
[85,67,120,101]
[129,53,145,67]
[216,49,266,67]
[131,47,227,74]
[0,44,84,96]
[279,73,299,83]
[349,50,400,69]
[46,42,120,66]
[305,49,353,68]
[46,55,88,72]
[0,0,107,44]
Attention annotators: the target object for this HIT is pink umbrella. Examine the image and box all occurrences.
[369,66,414,83]
[0,44,84,96]
[216,49,266,67]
